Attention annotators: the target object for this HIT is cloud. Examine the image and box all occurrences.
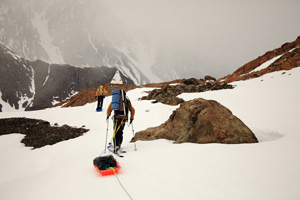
[102,0,300,78]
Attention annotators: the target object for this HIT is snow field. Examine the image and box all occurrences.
[0,68,300,199]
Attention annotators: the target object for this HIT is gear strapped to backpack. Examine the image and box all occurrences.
[111,90,129,117]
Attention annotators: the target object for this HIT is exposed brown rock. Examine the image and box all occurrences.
[204,75,216,81]
[141,84,184,105]
[182,78,202,85]
[53,83,139,108]
[132,98,258,144]
[141,78,233,105]
[222,36,300,83]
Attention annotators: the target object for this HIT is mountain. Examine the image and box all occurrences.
[51,37,300,109]
[0,43,134,112]
[222,36,300,82]
[0,0,204,85]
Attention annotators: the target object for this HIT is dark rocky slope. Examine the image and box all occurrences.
[0,118,89,149]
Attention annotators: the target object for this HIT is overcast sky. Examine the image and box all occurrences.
[102,0,300,77]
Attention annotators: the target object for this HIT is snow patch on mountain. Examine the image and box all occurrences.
[129,37,160,82]
[86,30,100,57]
[4,47,21,61]
[42,63,51,87]
[31,4,64,64]
[27,64,36,108]
[0,92,13,112]
[250,54,283,74]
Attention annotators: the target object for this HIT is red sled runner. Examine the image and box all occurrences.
[93,155,121,176]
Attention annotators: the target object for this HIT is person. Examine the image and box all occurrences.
[106,90,135,152]
[95,85,108,111]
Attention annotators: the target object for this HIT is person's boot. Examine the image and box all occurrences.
[115,146,120,153]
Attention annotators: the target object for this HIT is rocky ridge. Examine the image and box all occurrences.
[54,76,233,108]
[141,77,233,105]
[223,36,300,82]
[0,43,134,111]
[53,83,139,108]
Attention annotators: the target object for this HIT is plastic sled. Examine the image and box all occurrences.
[93,155,121,176]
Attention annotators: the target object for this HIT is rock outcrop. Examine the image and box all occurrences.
[141,78,233,105]
[132,98,258,144]
[53,83,139,108]
[223,36,300,83]
[0,118,89,149]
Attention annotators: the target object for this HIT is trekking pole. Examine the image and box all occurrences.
[131,122,137,151]
[104,118,109,153]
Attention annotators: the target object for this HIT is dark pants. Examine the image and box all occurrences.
[97,95,104,109]
[113,118,126,148]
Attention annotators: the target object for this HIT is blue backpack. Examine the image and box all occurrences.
[112,90,120,110]
[111,90,129,117]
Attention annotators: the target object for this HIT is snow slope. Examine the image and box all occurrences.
[0,68,300,200]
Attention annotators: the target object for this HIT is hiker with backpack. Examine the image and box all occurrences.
[95,85,108,111]
[106,90,135,153]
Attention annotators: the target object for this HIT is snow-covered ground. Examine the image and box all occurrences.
[0,68,300,200]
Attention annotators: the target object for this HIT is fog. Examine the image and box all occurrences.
[102,0,300,77]
[2,0,300,81]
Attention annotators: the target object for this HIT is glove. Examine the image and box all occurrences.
[129,119,134,124]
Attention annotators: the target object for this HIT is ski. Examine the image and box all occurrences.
[115,152,124,158]
[107,145,124,157]
[110,149,124,158]
[107,143,126,153]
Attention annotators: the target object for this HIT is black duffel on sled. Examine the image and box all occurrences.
[93,155,121,176]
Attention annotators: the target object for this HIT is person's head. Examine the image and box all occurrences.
[100,85,103,89]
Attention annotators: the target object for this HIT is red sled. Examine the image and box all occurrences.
[94,162,121,176]
[93,155,121,176]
